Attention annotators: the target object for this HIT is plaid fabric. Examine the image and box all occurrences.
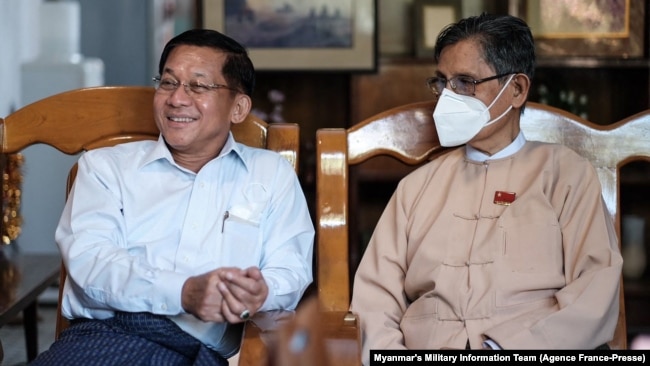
[30,312,229,366]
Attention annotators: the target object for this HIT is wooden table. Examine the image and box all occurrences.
[0,252,61,362]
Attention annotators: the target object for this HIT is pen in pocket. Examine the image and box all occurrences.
[221,211,229,233]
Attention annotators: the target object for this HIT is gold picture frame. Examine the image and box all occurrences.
[510,0,645,58]
[413,0,461,59]
[202,0,377,71]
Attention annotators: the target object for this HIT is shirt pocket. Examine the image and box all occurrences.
[496,218,565,307]
[222,212,262,268]
[502,221,562,273]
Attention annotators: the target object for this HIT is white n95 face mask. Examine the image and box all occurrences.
[433,74,514,147]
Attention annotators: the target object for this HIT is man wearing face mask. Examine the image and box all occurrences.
[350,13,622,362]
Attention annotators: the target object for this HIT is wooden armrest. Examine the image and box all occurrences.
[320,311,361,365]
[238,307,361,366]
[237,310,295,365]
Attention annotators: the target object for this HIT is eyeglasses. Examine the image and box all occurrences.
[153,76,240,96]
[425,72,515,96]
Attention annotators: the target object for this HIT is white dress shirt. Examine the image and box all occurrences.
[56,133,314,356]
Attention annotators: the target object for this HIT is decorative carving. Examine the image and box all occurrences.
[1,153,23,245]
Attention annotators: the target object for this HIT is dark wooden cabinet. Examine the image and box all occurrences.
[620,164,650,337]
[532,58,650,125]
[624,280,650,336]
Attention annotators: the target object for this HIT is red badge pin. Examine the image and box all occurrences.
[494,191,516,205]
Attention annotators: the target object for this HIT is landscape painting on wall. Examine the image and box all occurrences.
[511,0,644,58]
[203,0,376,71]
[224,0,353,48]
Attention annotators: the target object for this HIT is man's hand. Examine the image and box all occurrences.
[218,266,269,323]
[181,267,239,322]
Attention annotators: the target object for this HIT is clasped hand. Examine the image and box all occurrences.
[181,266,268,323]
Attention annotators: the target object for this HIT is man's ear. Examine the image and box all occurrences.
[231,94,252,124]
[511,73,530,109]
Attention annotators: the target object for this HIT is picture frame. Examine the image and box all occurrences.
[413,0,461,59]
[510,0,645,58]
[202,0,377,72]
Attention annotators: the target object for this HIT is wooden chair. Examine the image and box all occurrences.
[316,99,649,351]
[0,86,300,359]
[265,295,343,366]
[316,100,446,316]
[314,101,443,366]
[237,293,360,366]
[520,102,650,350]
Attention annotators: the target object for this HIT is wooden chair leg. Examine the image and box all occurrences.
[24,301,39,362]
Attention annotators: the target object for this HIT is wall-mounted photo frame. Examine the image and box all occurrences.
[202,0,377,72]
[510,0,644,58]
[151,0,200,78]
[413,0,461,59]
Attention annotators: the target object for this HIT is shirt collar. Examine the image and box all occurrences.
[465,130,527,162]
[141,132,248,171]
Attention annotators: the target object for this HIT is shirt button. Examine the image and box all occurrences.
[183,256,190,263]
[160,303,167,311]
[200,182,205,188]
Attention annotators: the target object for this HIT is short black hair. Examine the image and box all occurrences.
[434,13,535,79]
[158,29,256,96]
[434,13,535,112]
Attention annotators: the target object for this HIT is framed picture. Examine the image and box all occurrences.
[413,0,461,59]
[151,0,200,78]
[202,0,377,72]
[510,0,645,58]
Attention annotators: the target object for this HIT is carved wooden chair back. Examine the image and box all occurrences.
[316,100,444,314]
[521,102,650,350]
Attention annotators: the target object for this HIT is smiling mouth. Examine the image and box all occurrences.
[168,116,196,123]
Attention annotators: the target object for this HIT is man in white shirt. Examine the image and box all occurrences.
[32,29,314,365]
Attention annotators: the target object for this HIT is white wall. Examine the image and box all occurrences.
[0,0,104,252]
[0,0,19,116]
[2,0,184,254]
[0,0,41,116]
[8,0,106,254]
[0,0,42,254]
[1,0,106,254]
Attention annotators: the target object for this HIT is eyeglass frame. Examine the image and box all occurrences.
[425,72,517,96]
[152,76,241,96]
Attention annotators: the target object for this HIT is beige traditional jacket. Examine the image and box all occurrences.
[351,141,622,363]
